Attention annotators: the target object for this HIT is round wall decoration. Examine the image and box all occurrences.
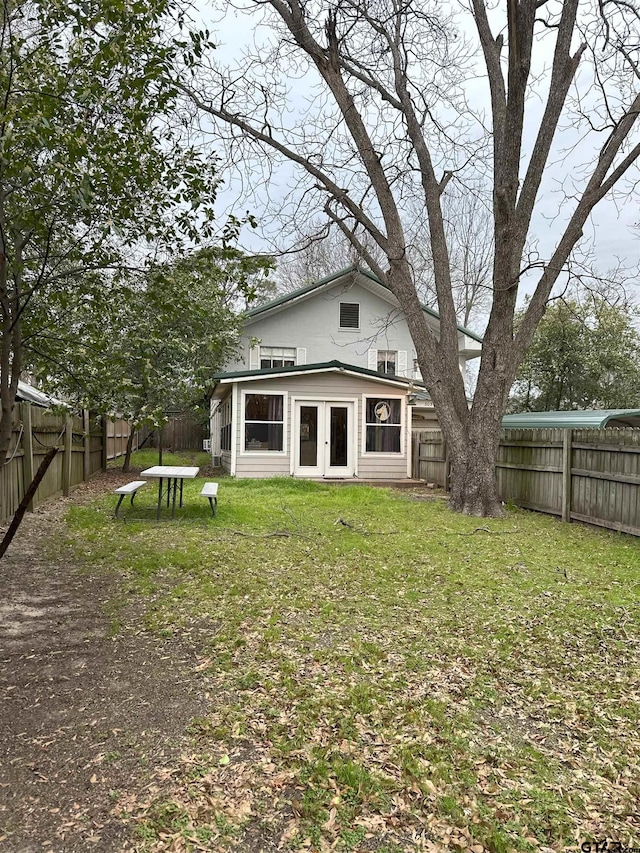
[374,401,391,422]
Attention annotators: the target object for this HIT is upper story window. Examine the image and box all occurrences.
[339,302,360,329]
[377,350,397,375]
[260,346,295,369]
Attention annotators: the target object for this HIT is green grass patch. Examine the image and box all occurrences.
[59,476,640,851]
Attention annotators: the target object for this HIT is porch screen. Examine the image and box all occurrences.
[365,398,401,453]
[245,394,284,451]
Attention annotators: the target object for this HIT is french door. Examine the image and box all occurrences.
[294,401,355,477]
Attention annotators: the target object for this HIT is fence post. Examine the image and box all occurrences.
[101,417,108,470]
[562,429,573,523]
[21,402,35,512]
[62,415,73,496]
[83,410,91,482]
[411,431,418,479]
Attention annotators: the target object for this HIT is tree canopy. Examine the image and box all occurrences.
[0,0,219,461]
[27,248,274,447]
[510,294,640,412]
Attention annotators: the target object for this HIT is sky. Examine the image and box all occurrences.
[191,0,640,316]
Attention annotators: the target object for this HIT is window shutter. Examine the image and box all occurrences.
[296,347,307,365]
[398,351,408,376]
[368,349,378,371]
[249,345,259,370]
[412,352,422,380]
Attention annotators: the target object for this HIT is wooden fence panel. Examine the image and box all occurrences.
[412,425,640,538]
[412,430,447,486]
[1,405,135,524]
[496,429,563,515]
[568,428,640,536]
[1,407,24,520]
[138,415,205,452]
[105,418,136,460]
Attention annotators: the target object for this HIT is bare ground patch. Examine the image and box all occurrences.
[0,474,211,852]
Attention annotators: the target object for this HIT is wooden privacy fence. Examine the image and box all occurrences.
[412,427,640,537]
[1,404,136,524]
[138,412,206,452]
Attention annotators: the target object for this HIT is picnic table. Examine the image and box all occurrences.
[140,465,200,520]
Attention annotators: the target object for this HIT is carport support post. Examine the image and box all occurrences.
[562,429,573,523]
[62,415,73,496]
[21,403,35,512]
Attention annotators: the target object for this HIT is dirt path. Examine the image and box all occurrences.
[0,474,208,852]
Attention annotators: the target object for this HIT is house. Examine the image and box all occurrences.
[209,266,482,479]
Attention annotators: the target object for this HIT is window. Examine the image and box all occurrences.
[220,397,232,452]
[365,397,401,453]
[377,350,397,375]
[260,346,295,369]
[339,302,360,329]
[244,394,284,451]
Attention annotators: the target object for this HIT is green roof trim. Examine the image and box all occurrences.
[247,265,484,343]
[502,410,640,429]
[212,359,424,386]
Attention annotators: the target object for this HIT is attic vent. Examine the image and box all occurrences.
[339,302,360,329]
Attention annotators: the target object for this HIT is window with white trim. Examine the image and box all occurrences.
[260,346,295,369]
[377,350,397,375]
[244,394,284,451]
[220,397,232,452]
[339,302,360,329]
[365,397,401,453]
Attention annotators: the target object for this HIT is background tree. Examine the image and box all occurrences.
[0,0,219,462]
[275,187,492,331]
[28,248,274,471]
[274,227,384,294]
[178,0,640,516]
[510,293,640,412]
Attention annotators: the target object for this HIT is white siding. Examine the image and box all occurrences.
[225,280,441,373]
[229,371,423,480]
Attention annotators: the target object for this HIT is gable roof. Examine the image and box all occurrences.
[212,359,426,390]
[502,409,640,429]
[248,265,484,344]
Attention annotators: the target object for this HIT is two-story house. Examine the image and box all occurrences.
[209,266,482,480]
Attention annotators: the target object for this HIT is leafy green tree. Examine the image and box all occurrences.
[28,247,274,470]
[510,296,640,412]
[0,0,219,461]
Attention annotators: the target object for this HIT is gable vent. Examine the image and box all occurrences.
[339,302,360,329]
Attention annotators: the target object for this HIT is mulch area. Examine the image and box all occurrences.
[0,471,210,852]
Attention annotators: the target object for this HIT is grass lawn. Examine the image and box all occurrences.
[60,453,640,851]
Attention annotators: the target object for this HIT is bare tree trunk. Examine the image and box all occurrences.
[122,428,136,473]
[0,448,58,560]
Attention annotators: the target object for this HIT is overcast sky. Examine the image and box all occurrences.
[193,1,640,306]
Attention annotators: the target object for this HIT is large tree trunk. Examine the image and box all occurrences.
[446,417,504,517]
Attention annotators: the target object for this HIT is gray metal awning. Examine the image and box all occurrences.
[502,409,640,429]
[15,380,67,409]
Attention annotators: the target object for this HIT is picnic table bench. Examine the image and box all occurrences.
[200,482,218,517]
[114,480,147,517]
